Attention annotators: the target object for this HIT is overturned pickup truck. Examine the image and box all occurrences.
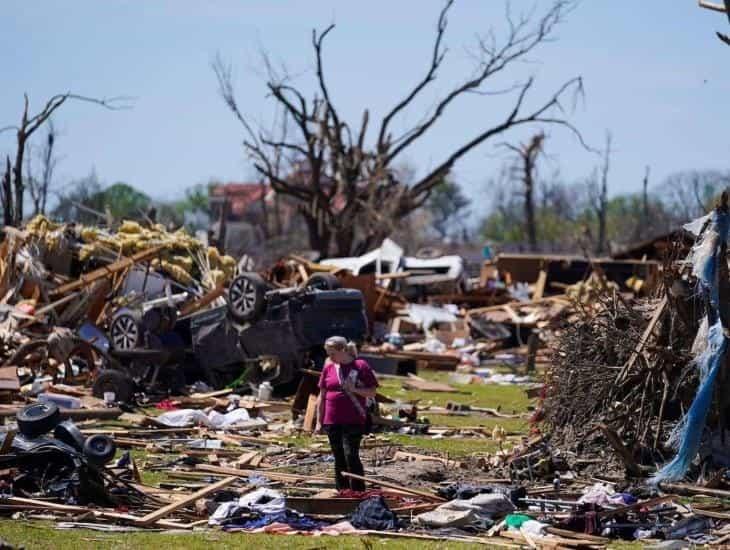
[93,271,368,400]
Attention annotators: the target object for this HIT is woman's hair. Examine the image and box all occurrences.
[324,335,358,357]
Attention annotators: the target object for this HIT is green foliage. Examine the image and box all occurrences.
[426,178,471,239]
[102,182,151,221]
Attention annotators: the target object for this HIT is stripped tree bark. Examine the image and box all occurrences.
[501,132,545,252]
[595,131,612,255]
[214,0,587,257]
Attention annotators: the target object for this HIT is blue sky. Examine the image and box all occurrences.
[1,1,729,209]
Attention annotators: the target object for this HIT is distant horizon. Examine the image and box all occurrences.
[2,1,730,213]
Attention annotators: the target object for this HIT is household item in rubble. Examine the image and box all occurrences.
[16,402,61,438]
[349,496,399,530]
[37,392,81,410]
[257,381,273,401]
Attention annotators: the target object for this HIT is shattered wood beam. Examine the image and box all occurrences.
[138,476,237,525]
[179,284,225,317]
[50,245,164,297]
[340,472,446,501]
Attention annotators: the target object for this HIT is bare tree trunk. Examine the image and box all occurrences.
[40,121,56,215]
[642,165,650,235]
[258,181,270,240]
[2,157,12,226]
[504,133,544,252]
[524,164,538,252]
[301,209,331,258]
[595,132,611,255]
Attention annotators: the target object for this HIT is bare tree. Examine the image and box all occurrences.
[594,131,611,255]
[660,169,730,223]
[214,0,587,258]
[502,132,545,251]
[0,93,131,226]
[26,119,59,216]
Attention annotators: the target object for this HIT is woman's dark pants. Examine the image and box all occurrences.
[325,424,365,491]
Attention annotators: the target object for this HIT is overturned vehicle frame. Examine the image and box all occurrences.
[91,270,368,400]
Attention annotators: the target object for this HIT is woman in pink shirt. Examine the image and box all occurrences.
[315,336,378,491]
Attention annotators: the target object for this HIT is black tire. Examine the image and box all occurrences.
[306,273,341,291]
[16,402,61,438]
[83,434,117,465]
[227,272,267,323]
[54,420,86,451]
[92,369,135,403]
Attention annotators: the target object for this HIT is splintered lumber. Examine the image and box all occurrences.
[50,245,164,297]
[303,394,318,432]
[138,476,237,526]
[619,295,667,381]
[340,472,446,502]
[0,496,185,528]
[532,269,548,301]
[179,284,225,317]
[196,463,330,483]
[659,483,730,499]
[393,451,464,469]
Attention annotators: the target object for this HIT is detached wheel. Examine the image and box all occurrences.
[92,369,135,403]
[17,402,61,438]
[110,309,141,351]
[83,434,117,465]
[227,272,267,323]
[306,273,341,291]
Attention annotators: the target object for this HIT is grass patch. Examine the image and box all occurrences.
[386,434,501,456]
[378,371,532,414]
[0,520,485,549]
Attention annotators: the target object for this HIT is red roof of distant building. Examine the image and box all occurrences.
[210,182,269,218]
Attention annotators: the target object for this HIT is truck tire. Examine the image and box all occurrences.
[109,309,142,351]
[92,369,135,403]
[306,273,341,291]
[83,434,117,465]
[227,273,267,323]
[17,402,61,438]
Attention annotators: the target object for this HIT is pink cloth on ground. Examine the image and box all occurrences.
[318,358,378,426]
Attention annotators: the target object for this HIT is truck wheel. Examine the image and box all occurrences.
[92,369,135,403]
[227,273,267,322]
[306,273,341,291]
[109,310,141,351]
[17,402,61,438]
[83,434,117,465]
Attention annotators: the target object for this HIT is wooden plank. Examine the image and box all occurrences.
[138,476,237,525]
[302,394,318,432]
[532,269,548,300]
[50,245,164,297]
[179,284,225,317]
[196,463,330,483]
[340,472,446,502]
